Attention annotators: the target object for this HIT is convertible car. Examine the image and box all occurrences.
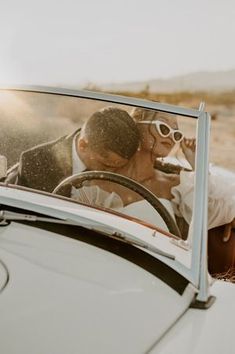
[0,86,234,354]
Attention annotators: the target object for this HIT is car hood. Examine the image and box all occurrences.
[0,221,195,354]
[150,280,235,354]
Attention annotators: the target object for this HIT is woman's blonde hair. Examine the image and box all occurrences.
[130,107,159,122]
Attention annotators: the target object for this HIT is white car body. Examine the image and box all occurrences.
[0,86,234,353]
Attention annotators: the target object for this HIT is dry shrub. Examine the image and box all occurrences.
[106,89,235,108]
[213,268,235,283]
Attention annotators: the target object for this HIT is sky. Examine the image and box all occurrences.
[0,0,235,87]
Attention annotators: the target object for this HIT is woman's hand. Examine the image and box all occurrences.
[180,138,196,170]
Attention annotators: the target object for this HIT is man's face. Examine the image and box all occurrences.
[79,139,129,171]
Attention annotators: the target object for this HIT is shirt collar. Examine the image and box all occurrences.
[72,133,86,174]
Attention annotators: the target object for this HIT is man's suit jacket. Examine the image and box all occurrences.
[8,129,81,194]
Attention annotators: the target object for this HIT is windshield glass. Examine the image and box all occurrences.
[0,89,201,270]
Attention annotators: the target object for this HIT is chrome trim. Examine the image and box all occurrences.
[0,85,200,118]
[191,111,210,300]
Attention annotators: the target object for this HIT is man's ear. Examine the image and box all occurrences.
[77,137,88,151]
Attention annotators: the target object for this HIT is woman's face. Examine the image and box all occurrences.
[139,113,179,158]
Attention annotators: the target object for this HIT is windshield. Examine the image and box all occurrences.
[0,88,205,275]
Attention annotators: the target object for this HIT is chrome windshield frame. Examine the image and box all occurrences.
[0,85,210,301]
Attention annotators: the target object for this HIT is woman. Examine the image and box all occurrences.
[113,108,190,232]
[118,108,184,199]
[129,107,235,232]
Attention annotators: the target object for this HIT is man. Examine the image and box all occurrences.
[7,107,140,194]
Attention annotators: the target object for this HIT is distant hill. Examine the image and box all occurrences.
[99,69,235,93]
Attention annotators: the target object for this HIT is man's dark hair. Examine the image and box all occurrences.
[84,107,140,159]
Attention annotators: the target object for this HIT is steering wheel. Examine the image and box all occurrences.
[53,171,181,237]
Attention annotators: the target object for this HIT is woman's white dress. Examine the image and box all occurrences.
[171,167,235,230]
[71,185,175,232]
[71,166,235,233]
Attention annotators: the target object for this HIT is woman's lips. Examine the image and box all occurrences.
[161,141,173,147]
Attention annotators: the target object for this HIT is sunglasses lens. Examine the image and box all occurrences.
[158,123,170,136]
[174,131,183,142]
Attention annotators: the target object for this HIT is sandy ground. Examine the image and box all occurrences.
[209,111,235,172]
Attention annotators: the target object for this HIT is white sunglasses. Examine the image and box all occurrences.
[137,120,184,143]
